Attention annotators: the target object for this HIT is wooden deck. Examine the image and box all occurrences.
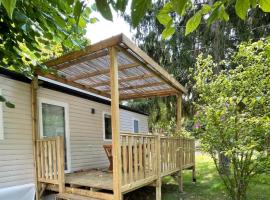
[65,170,113,191]
[36,134,195,200]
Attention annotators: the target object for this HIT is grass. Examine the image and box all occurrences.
[125,153,270,200]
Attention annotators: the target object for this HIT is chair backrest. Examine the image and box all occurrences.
[103,144,112,158]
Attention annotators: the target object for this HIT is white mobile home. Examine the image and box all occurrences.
[0,68,148,199]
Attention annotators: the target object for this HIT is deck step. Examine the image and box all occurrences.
[56,193,100,200]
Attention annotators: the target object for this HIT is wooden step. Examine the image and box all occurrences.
[56,193,100,200]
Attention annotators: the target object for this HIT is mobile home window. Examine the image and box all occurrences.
[103,113,112,140]
[133,119,139,133]
[0,89,3,140]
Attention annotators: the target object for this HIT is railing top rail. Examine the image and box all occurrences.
[120,132,195,141]
[120,132,156,137]
[36,136,63,142]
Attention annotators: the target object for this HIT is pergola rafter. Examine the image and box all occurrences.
[104,81,166,93]
[56,50,108,70]
[91,73,154,88]
[68,62,140,82]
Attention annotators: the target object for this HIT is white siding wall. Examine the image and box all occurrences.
[120,110,148,133]
[38,87,149,172]
[0,76,148,189]
[0,77,34,188]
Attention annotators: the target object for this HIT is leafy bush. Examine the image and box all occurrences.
[192,39,270,200]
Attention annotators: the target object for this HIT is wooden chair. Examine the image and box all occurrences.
[103,144,146,172]
[103,144,113,171]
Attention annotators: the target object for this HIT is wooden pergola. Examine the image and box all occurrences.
[33,34,188,200]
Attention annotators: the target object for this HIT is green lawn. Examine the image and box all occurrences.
[125,154,270,200]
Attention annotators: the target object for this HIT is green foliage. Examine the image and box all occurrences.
[185,11,202,36]
[1,0,17,18]
[92,0,269,38]
[0,0,95,76]
[155,0,269,37]
[0,95,15,108]
[192,40,270,200]
[235,0,250,20]
[124,0,270,132]
[259,0,270,12]
[130,0,152,27]
[95,0,113,20]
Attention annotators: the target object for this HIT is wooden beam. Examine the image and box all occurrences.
[176,94,182,130]
[65,187,114,200]
[57,136,65,193]
[91,73,154,88]
[36,71,110,98]
[31,76,40,200]
[110,47,122,200]
[176,94,183,192]
[156,134,162,200]
[120,34,188,94]
[104,81,166,93]
[45,34,122,67]
[120,89,179,100]
[119,81,165,91]
[55,50,108,70]
[68,62,140,82]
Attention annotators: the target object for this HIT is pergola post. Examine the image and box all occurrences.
[176,94,183,192]
[155,134,161,200]
[110,47,122,200]
[176,94,182,131]
[31,76,40,200]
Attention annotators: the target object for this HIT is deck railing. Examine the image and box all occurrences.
[36,134,195,196]
[182,138,195,168]
[160,137,181,176]
[120,133,157,191]
[36,136,65,193]
[120,133,195,192]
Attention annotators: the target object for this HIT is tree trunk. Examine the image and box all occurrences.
[219,152,230,175]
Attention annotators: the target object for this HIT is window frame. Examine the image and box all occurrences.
[38,97,71,173]
[132,117,140,133]
[103,111,112,141]
[0,89,4,140]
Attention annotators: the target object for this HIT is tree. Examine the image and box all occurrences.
[96,0,270,39]
[192,39,270,200]
[0,0,96,107]
[0,0,96,76]
[124,0,269,131]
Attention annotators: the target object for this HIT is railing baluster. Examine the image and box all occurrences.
[52,140,57,180]
[143,137,147,178]
[139,136,143,179]
[40,141,44,179]
[122,136,128,185]
[37,141,41,179]
[128,135,133,183]
[148,138,151,175]
[48,140,53,180]
[134,137,138,181]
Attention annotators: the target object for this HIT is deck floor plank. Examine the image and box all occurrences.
[65,170,113,191]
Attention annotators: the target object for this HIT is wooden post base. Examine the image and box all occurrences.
[156,179,161,200]
[178,171,183,193]
[192,166,196,182]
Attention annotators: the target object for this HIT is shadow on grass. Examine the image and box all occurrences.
[124,154,270,200]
